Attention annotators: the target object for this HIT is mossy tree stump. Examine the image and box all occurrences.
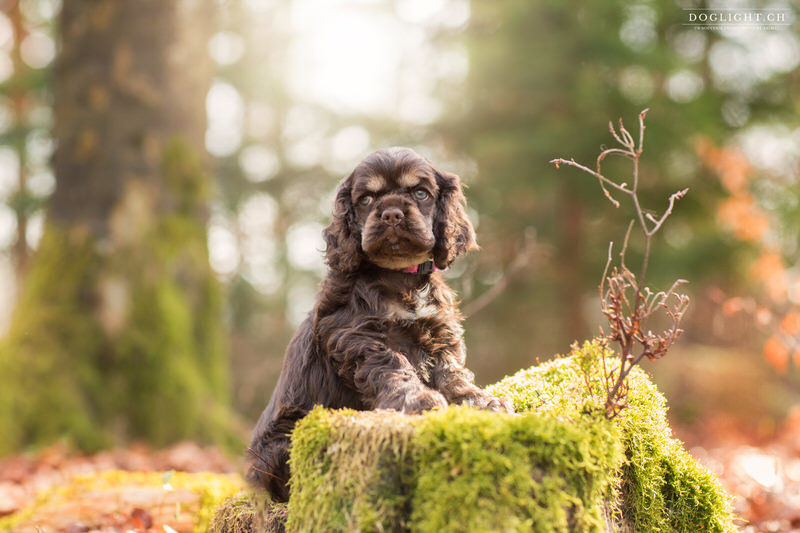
[212,342,737,532]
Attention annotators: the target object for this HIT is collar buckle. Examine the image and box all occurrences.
[416,259,435,274]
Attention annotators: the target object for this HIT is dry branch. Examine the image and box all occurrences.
[551,109,689,419]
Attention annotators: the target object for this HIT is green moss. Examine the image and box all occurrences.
[209,494,287,533]
[288,408,418,532]
[278,341,736,533]
[615,370,737,533]
[0,139,238,455]
[486,340,610,417]
[489,341,738,532]
[411,407,622,533]
[287,407,621,532]
[209,494,260,533]
[0,227,109,455]
[0,470,243,533]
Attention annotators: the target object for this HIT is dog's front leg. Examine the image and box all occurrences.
[356,349,448,412]
[432,347,514,413]
[327,327,447,413]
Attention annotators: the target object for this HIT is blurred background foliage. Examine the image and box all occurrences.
[0,0,798,450]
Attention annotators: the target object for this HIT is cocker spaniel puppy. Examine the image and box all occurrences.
[248,147,512,501]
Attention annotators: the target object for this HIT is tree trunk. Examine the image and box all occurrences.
[8,0,31,281]
[559,184,588,342]
[0,0,235,453]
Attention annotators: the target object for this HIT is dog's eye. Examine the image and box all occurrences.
[359,195,373,206]
[413,189,429,201]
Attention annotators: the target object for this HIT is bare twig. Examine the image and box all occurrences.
[551,108,689,419]
[550,157,631,198]
[463,235,544,318]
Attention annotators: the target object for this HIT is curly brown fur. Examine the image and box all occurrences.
[248,147,512,502]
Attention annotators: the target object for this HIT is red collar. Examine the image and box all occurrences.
[366,259,440,274]
[398,259,439,274]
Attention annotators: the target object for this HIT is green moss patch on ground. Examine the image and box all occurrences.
[0,470,243,533]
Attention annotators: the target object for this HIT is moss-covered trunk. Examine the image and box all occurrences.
[0,0,234,454]
[209,343,737,532]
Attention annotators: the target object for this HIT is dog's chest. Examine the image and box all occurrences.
[383,288,440,380]
[384,283,441,323]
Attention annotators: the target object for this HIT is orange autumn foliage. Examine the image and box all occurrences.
[717,196,769,242]
[697,137,799,374]
[750,251,788,304]
[722,297,745,316]
[764,336,789,374]
[780,312,800,336]
[694,137,752,194]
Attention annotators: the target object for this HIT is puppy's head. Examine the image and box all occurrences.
[323,147,477,273]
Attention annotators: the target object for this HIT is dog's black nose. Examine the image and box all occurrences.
[381,208,404,226]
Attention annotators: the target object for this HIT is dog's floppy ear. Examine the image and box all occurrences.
[323,172,362,273]
[432,168,478,270]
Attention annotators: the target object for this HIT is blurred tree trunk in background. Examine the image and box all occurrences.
[559,186,587,340]
[0,0,235,454]
[8,0,28,278]
[6,0,37,282]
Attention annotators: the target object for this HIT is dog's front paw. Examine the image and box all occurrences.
[462,391,515,414]
[404,388,448,413]
[486,394,515,414]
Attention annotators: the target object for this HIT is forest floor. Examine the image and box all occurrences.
[0,442,240,532]
[672,407,800,533]
[1,420,799,532]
